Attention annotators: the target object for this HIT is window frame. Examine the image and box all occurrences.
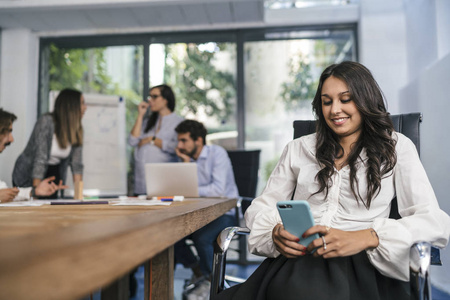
[38,23,358,149]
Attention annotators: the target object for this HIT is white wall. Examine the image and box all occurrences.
[0,28,39,186]
[399,0,450,293]
[404,0,438,80]
[358,0,408,114]
[436,0,450,59]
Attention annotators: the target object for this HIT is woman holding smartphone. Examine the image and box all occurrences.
[12,88,86,199]
[216,61,450,300]
[128,84,183,195]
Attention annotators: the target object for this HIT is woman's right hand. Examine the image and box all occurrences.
[272,223,307,258]
[137,102,150,117]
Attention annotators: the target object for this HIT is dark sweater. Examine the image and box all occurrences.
[12,114,83,187]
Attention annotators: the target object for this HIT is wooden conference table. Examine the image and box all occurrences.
[0,197,237,300]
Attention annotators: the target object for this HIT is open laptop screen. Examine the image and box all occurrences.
[145,163,199,198]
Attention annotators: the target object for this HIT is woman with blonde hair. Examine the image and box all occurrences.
[13,88,86,198]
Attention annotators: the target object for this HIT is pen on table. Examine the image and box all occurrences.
[159,197,174,202]
[152,196,184,201]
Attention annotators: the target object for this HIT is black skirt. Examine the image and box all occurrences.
[215,252,411,300]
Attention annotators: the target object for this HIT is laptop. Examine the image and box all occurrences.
[145,163,199,198]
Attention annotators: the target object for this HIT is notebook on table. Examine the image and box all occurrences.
[145,162,199,198]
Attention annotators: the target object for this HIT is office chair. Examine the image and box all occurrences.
[211,113,438,300]
[226,149,261,265]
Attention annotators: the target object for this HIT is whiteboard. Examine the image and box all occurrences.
[49,91,127,197]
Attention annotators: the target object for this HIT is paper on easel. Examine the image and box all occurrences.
[74,180,83,200]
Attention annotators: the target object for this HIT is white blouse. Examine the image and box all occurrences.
[48,134,71,165]
[245,132,450,281]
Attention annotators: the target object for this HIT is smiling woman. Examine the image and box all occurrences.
[215,61,450,300]
[320,76,362,170]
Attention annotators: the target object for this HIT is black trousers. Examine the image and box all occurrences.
[44,164,61,199]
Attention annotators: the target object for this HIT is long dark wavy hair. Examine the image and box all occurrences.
[311,61,397,208]
[144,84,176,133]
[53,88,83,148]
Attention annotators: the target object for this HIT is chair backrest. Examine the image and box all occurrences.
[227,150,261,199]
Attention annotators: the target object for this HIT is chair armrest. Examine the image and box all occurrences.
[410,241,432,300]
[210,226,250,298]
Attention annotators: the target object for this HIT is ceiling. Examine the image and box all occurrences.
[0,0,359,36]
[0,0,266,36]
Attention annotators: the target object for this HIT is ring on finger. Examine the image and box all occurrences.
[321,235,327,250]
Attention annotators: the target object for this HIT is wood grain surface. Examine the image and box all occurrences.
[0,198,236,300]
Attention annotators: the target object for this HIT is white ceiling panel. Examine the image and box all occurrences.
[181,4,210,26]
[130,6,163,27]
[155,5,186,27]
[205,2,234,24]
[85,8,140,29]
[39,10,96,31]
[0,13,23,28]
[0,0,356,35]
[232,1,263,23]
[9,11,52,31]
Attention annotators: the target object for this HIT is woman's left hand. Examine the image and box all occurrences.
[304,225,379,258]
[35,177,68,197]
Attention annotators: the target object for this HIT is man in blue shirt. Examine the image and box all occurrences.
[174,120,238,297]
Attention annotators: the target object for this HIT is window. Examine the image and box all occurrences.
[149,42,237,146]
[39,25,357,195]
[243,28,356,192]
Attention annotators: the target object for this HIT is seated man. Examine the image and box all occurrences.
[0,108,66,202]
[174,119,239,298]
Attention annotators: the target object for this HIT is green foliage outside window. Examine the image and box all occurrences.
[279,53,318,110]
[164,43,236,126]
[48,44,143,135]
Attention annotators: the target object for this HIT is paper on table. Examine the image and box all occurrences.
[0,201,50,207]
[111,199,171,206]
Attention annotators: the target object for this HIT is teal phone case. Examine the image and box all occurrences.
[277,200,320,248]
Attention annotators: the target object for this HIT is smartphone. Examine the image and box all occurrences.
[277,200,320,248]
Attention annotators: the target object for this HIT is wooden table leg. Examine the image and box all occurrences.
[145,246,174,300]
